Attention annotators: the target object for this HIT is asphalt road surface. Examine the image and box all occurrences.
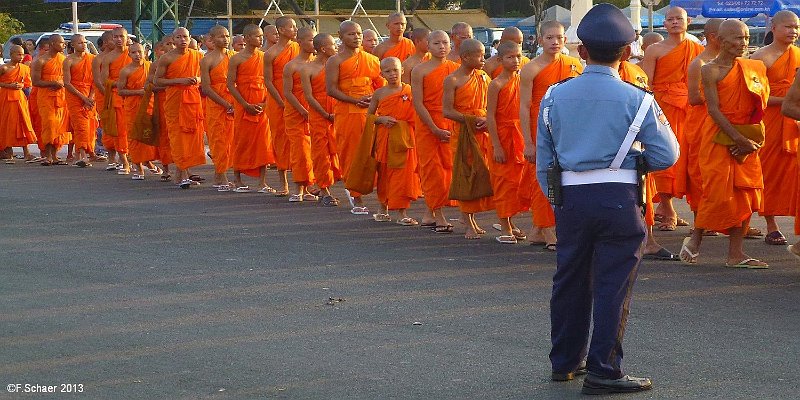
[1,157,799,399]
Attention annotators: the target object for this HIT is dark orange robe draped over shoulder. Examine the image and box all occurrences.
[124,61,157,164]
[375,83,421,209]
[381,37,415,61]
[102,51,132,153]
[268,41,299,170]
[284,68,314,185]
[65,53,97,152]
[490,56,531,79]
[488,73,526,218]
[0,64,36,148]
[232,49,273,177]
[309,69,341,189]
[164,49,206,170]
[37,53,71,146]
[206,49,235,174]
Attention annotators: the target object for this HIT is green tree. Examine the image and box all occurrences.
[0,12,25,42]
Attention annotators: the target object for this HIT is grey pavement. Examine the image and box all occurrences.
[1,156,799,399]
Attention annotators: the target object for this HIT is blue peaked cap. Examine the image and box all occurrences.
[577,3,636,48]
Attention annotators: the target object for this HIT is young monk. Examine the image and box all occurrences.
[362,29,380,54]
[519,21,583,249]
[264,16,299,196]
[151,37,175,182]
[750,10,800,245]
[641,7,704,231]
[283,27,317,202]
[63,34,96,168]
[401,27,431,84]
[301,33,342,207]
[443,38,495,239]
[153,27,207,189]
[487,42,527,243]
[232,35,246,52]
[411,30,460,232]
[92,31,115,166]
[483,27,531,79]
[446,22,473,64]
[681,20,769,269]
[227,24,274,193]
[31,34,71,166]
[27,41,49,163]
[97,27,132,174]
[0,45,36,163]
[326,21,385,215]
[200,25,236,190]
[262,25,279,51]
[118,42,158,180]
[373,13,415,61]
[368,57,422,224]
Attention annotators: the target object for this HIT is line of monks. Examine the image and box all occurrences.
[2,10,800,266]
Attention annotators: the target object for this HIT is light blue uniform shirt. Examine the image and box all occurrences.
[535,65,680,193]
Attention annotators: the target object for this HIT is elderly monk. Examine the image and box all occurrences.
[446,22,473,64]
[283,27,317,202]
[487,42,527,243]
[0,45,36,162]
[641,7,704,230]
[780,46,800,261]
[680,20,769,269]
[368,57,422,224]
[411,30,459,231]
[750,10,800,245]
[519,20,583,249]
[484,27,531,79]
[200,25,236,190]
[29,40,50,161]
[96,28,132,173]
[327,21,385,215]
[153,27,207,189]
[118,42,158,180]
[227,24,274,193]
[31,34,71,166]
[232,35,246,52]
[301,33,342,207]
[401,27,431,84]
[443,38,495,239]
[373,13,415,61]
[151,38,175,181]
[262,25,279,51]
[362,29,380,54]
[63,34,96,168]
[264,16,300,196]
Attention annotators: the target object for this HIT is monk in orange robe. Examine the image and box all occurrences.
[519,21,582,249]
[446,22,473,64]
[32,34,71,165]
[154,27,206,189]
[362,30,380,55]
[681,20,769,269]
[151,37,175,181]
[200,25,236,190]
[91,31,114,167]
[63,34,97,168]
[97,28,133,173]
[401,27,431,84]
[264,16,300,196]
[301,33,342,206]
[373,12,415,61]
[0,45,36,162]
[262,25,279,51]
[641,6,704,230]
[411,30,459,232]
[283,27,317,202]
[118,43,159,180]
[487,42,527,243]
[750,10,800,245]
[227,24,274,192]
[29,42,49,161]
[483,27,531,79]
[327,21,385,215]
[443,38,495,239]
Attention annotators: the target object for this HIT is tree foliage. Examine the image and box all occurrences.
[0,12,25,43]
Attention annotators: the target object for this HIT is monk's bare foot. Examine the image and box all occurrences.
[474,225,486,235]
[726,256,768,269]
[464,227,480,240]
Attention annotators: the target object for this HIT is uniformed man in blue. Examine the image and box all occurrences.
[536,3,680,395]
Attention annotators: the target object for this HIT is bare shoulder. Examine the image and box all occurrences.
[488,75,506,91]
[372,85,389,100]
[521,58,543,79]
[327,53,344,67]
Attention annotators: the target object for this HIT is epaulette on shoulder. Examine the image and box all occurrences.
[624,79,653,94]
[544,77,574,100]
[554,76,574,85]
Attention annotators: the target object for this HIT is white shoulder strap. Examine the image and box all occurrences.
[610,93,654,170]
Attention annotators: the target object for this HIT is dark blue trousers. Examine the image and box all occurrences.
[549,183,645,379]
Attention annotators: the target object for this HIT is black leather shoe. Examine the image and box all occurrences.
[581,374,652,395]
[551,362,588,381]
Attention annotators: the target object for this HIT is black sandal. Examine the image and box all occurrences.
[433,225,453,234]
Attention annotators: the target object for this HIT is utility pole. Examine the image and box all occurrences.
[133,0,180,45]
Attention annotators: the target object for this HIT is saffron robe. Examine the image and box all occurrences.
[206,49,235,174]
[381,37,415,61]
[374,84,421,209]
[123,61,158,164]
[267,41,299,170]
[488,73,526,218]
[154,91,172,165]
[36,53,71,146]
[284,67,314,185]
[163,49,206,170]
[0,64,36,148]
[232,50,273,177]
[102,51,132,153]
[65,53,97,152]
[490,56,531,79]
[308,68,341,189]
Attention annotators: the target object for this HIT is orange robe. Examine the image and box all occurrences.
[29,86,41,145]
[695,59,767,232]
[65,53,97,152]
[375,84,421,209]
[102,51,132,153]
[761,46,800,217]
[308,68,341,189]
[415,60,459,211]
[651,39,704,198]
[205,50,235,174]
[36,53,71,146]
[232,49,273,177]
[164,49,206,170]
[519,55,583,228]
[488,73,526,218]
[490,56,531,79]
[0,64,36,148]
[123,61,157,164]
[154,91,172,165]
[453,69,494,213]
[381,37,416,61]
[334,49,384,196]
[285,67,314,185]
[267,42,299,170]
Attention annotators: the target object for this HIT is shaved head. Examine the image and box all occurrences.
[704,18,723,36]
[388,12,406,23]
[209,24,228,37]
[459,38,483,56]
[451,22,471,36]
[275,16,294,29]
[772,10,799,25]
[313,33,333,51]
[48,34,63,45]
[666,6,688,18]
[243,24,261,37]
[500,26,524,44]
[70,34,84,44]
[380,56,401,70]
[539,20,564,35]
[718,19,748,39]
[173,27,189,36]
[429,30,448,42]
[412,27,430,42]
[264,25,277,35]
[297,26,315,40]
[340,20,360,33]
[363,29,378,39]
[641,32,663,50]
[497,41,521,57]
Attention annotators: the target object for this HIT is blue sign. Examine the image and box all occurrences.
[702,0,772,17]
[44,1,121,3]
[669,0,705,16]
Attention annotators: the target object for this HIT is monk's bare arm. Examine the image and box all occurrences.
[441,76,464,124]
[486,79,505,163]
[325,56,357,105]
[782,69,800,120]
[520,62,539,161]
[702,64,758,154]
[263,52,283,106]
[0,65,23,89]
[410,66,443,138]
[92,55,106,95]
[200,56,233,109]
[640,46,659,83]
[117,68,141,96]
[300,67,328,120]
[154,55,194,87]
[31,58,58,89]
[687,59,703,106]
[283,64,307,118]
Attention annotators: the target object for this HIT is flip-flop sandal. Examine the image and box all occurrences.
[234,186,252,193]
[676,217,690,227]
[373,213,392,222]
[764,231,787,245]
[289,194,303,202]
[4,159,15,164]
[725,258,769,269]
[544,243,557,251]
[117,169,130,175]
[643,248,678,261]
[787,245,800,262]
[131,174,145,180]
[351,206,370,215]
[420,221,437,227]
[302,193,318,201]
[40,161,52,166]
[397,217,419,226]
[495,235,518,244]
[179,179,193,189]
[188,174,205,182]
[273,189,290,197]
[657,219,677,231]
[160,174,172,182]
[258,186,277,194]
[320,195,339,207]
[76,160,87,168]
[744,227,764,239]
[105,163,118,171]
[679,237,700,264]
[217,184,232,192]
[433,225,453,234]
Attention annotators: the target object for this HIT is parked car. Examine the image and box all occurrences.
[3,23,135,62]
[473,27,504,58]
